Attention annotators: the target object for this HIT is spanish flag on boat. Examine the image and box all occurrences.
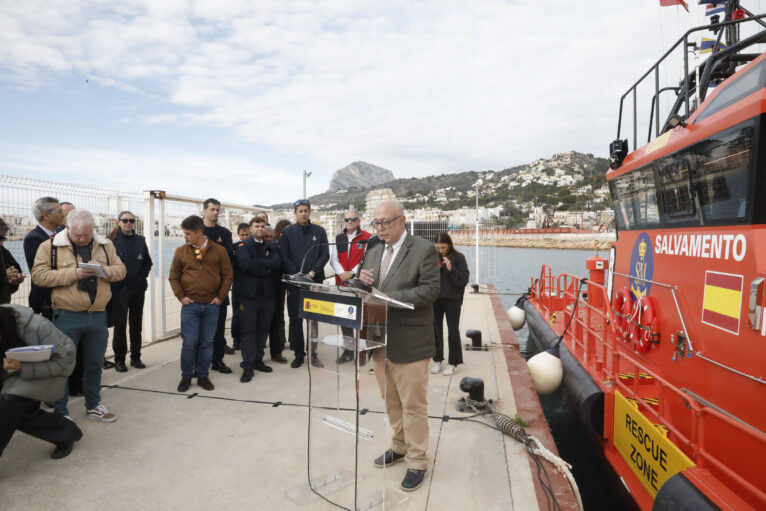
[702,271,743,334]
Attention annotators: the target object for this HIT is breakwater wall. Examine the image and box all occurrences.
[450,229,615,250]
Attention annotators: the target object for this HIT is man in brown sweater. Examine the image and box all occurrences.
[169,215,233,392]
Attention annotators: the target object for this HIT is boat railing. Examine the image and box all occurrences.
[530,268,766,508]
[615,11,766,152]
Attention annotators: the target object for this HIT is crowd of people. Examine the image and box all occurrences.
[0,195,470,493]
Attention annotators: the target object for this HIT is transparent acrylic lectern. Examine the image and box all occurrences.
[283,280,413,510]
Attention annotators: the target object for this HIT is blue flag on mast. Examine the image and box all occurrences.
[705,3,726,16]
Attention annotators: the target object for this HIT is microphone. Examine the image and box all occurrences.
[344,236,381,292]
[285,241,335,285]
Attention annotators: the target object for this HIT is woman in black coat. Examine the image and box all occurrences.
[430,233,470,376]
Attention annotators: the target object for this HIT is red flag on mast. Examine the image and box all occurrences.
[660,0,690,12]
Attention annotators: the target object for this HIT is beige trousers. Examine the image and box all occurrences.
[373,351,430,470]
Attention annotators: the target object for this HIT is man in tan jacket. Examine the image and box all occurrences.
[32,209,126,423]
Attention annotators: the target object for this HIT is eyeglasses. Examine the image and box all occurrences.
[294,199,310,208]
[120,218,136,224]
[0,235,6,242]
[48,209,63,216]
[344,217,359,222]
[371,215,402,230]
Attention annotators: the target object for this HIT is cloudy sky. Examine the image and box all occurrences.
[0,1,743,205]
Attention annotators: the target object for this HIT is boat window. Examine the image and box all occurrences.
[610,119,754,230]
[610,165,661,231]
[657,155,695,224]
[690,122,753,223]
[695,59,766,123]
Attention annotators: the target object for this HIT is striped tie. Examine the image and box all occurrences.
[378,245,394,285]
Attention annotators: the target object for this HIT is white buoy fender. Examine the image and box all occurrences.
[527,351,563,395]
[507,306,526,330]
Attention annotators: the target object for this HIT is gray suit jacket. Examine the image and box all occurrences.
[362,233,440,363]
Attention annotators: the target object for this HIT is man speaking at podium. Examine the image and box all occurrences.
[358,200,439,492]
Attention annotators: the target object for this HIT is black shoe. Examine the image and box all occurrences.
[197,377,215,391]
[310,356,324,368]
[103,360,115,370]
[291,358,304,369]
[336,350,354,364]
[177,378,191,393]
[254,361,273,373]
[224,344,236,355]
[271,354,288,364]
[51,427,83,460]
[373,449,406,468]
[114,360,128,373]
[240,369,254,383]
[401,469,426,492]
[130,359,146,369]
[211,360,232,374]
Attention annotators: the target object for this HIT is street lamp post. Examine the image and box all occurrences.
[302,169,312,199]
[475,178,483,286]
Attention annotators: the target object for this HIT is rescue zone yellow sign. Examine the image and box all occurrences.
[613,391,695,498]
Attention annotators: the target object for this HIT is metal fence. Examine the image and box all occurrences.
[142,191,263,340]
[0,175,266,344]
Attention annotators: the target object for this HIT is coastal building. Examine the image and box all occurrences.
[363,188,396,224]
[320,213,343,239]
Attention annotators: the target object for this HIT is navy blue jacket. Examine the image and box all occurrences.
[204,224,234,263]
[280,221,329,282]
[23,226,53,313]
[111,230,153,292]
[233,238,281,299]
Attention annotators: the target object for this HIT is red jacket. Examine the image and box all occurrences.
[333,229,372,284]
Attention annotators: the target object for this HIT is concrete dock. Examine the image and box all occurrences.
[0,287,578,510]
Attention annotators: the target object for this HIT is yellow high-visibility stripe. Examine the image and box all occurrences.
[703,285,742,318]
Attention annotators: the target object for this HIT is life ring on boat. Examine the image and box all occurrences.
[611,287,634,341]
[633,295,659,352]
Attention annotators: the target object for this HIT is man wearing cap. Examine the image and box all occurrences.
[279,199,329,368]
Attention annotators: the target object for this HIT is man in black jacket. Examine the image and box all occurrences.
[233,217,281,382]
[110,211,153,372]
[280,199,329,368]
[23,197,64,316]
[202,198,235,374]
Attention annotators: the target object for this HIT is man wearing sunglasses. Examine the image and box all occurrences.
[108,211,153,372]
[330,209,373,363]
[280,199,329,368]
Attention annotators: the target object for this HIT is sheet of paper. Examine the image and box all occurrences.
[78,262,109,279]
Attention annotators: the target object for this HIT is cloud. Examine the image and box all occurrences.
[0,0,737,188]
[0,139,309,205]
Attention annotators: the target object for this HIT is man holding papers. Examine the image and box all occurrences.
[31,209,126,423]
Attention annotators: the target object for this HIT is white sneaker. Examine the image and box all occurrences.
[442,365,457,376]
[429,361,442,374]
[86,404,117,423]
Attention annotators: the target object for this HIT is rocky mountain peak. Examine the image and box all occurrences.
[328,161,395,192]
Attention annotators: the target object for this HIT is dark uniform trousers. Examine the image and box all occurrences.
[0,395,82,456]
[212,295,230,362]
[268,286,286,357]
[239,296,276,370]
[112,288,146,363]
